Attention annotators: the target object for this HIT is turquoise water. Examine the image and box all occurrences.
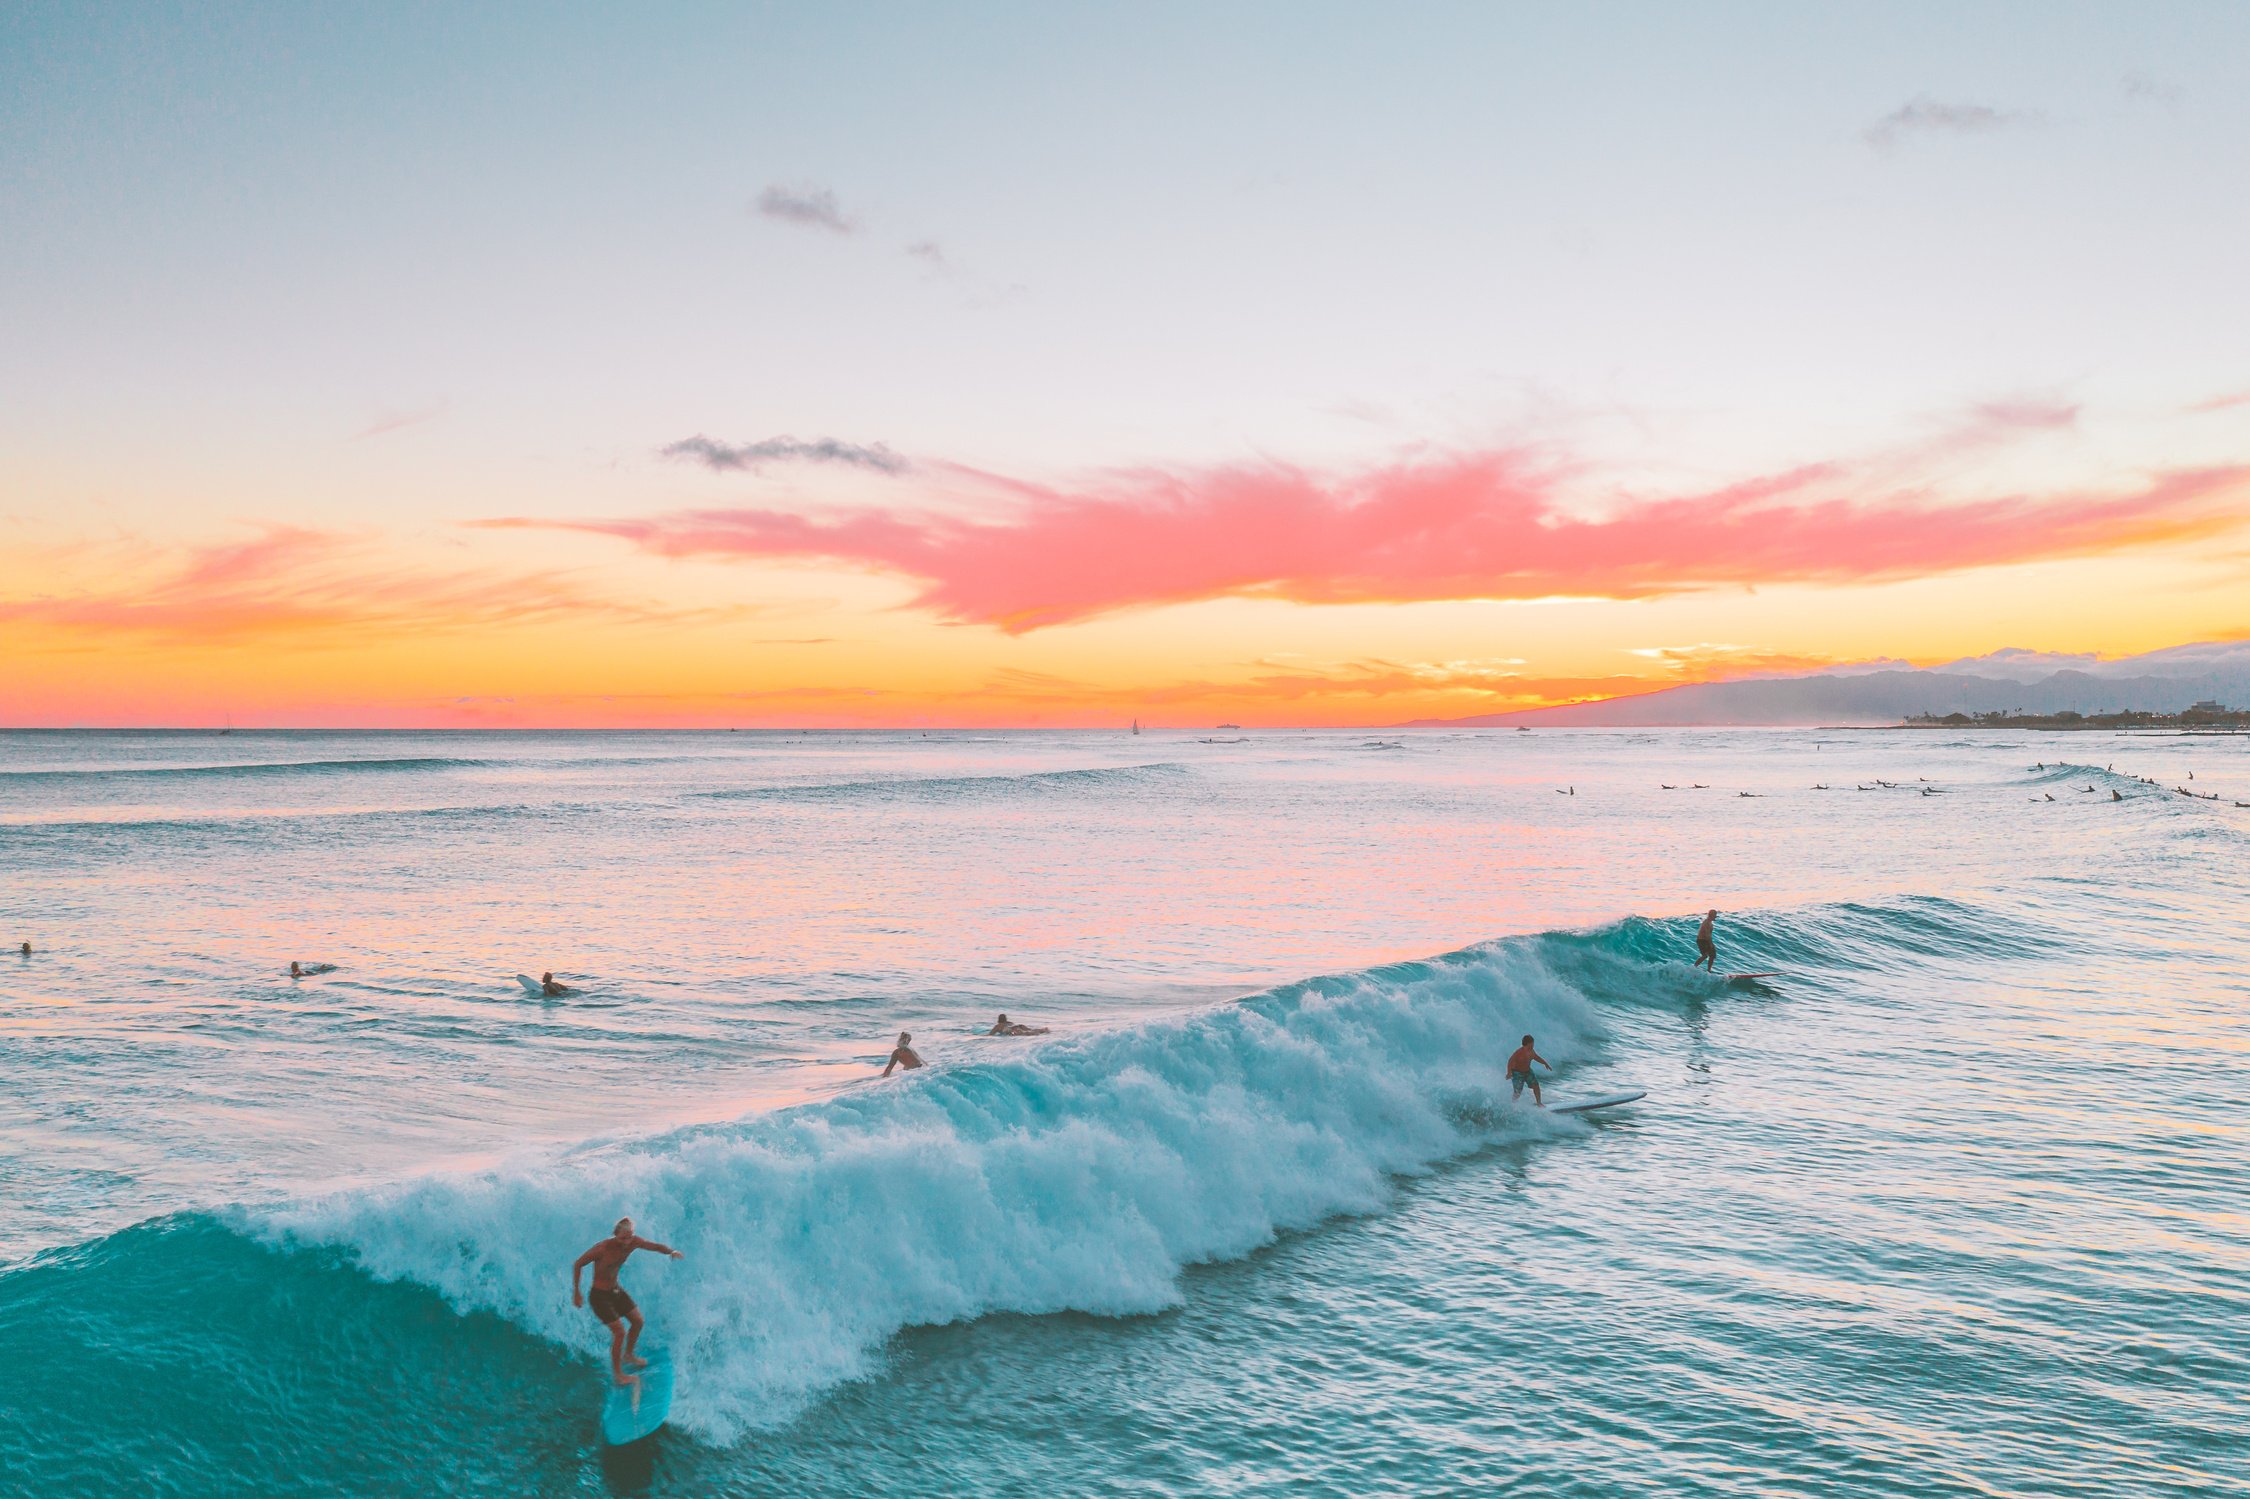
[1,729,2245,1495]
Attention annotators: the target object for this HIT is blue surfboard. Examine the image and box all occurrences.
[600,1352,674,1446]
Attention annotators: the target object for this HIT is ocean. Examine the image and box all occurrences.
[0,727,2243,1497]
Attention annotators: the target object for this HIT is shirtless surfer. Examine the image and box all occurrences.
[1695,909,1718,972]
[541,971,568,997]
[987,1013,1049,1036]
[571,1218,683,1387]
[1507,1034,1552,1106]
[882,1031,923,1076]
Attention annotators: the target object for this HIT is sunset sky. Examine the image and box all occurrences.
[6,2,2249,727]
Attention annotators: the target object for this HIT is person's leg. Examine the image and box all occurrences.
[605,1317,629,1383]
[1510,1073,1525,1100]
[624,1307,648,1369]
[1529,1077,1543,1106]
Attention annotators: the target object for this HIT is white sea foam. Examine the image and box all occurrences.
[259,940,1606,1439]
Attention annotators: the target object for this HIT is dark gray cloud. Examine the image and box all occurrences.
[755,183,855,234]
[661,434,908,475]
[1864,95,2028,151]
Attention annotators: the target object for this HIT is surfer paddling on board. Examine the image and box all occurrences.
[1695,910,1719,972]
[987,1013,1049,1036]
[1507,1034,1552,1106]
[882,1031,924,1076]
[572,1218,683,1387]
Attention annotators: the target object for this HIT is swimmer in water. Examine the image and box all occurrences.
[290,961,304,977]
[987,1013,1049,1036]
[1506,1033,1552,1106]
[882,1031,924,1076]
[570,1216,683,1387]
[541,971,567,997]
[17,942,28,957]
[1695,909,1719,972]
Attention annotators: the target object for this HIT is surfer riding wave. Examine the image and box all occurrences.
[571,1217,683,1386]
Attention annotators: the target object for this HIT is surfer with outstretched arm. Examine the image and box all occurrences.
[572,1218,683,1387]
[882,1031,924,1076]
[1507,1034,1552,1106]
[1695,909,1719,972]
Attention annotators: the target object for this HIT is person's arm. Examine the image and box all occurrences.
[571,1244,598,1305]
[1535,1051,1553,1071]
[882,1052,899,1077]
[632,1237,684,1260]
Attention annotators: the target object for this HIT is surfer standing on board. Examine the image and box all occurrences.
[572,1217,683,1387]
[1507,1034,1552,1106]
[1695,909,1719,972]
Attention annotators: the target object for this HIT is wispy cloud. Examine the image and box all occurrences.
[484,448,2250,634]
[1865,95,2030,151]
[902,236,1026,307]
[2122,71,2185,106]
[1963,397,2078,434]
[1,525,721,646]
[660,434,909,475]
[2187,391,2250,415]
[755,183,856,234]
[351,400,448,440]
[1623,644,1843,679]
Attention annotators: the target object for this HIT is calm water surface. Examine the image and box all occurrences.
[1,728,2244,1496]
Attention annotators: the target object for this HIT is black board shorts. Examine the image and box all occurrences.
[588,1287,637,1324]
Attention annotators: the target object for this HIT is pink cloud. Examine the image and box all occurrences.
[1,525,723,645]
[481,452,2250,633]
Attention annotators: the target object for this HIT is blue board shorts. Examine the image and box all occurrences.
[1508,1068,1534,1096]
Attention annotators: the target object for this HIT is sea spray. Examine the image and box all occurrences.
[258,938,1608,1438]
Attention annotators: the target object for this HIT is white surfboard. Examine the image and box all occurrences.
[1551,1090,1646,1115]
[516,973,543,995]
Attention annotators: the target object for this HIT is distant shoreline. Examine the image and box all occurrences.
[1893,710,2250,733]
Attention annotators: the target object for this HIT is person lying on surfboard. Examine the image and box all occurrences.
[1695,909,1719,972]
[882,1031,924,1076]
[987,1013,1049,1036]
[1507,1034,1552,1106]
[572,1217,683,1387]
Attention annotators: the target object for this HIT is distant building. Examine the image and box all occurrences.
[2189,699,2227,713]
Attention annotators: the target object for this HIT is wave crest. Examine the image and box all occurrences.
[259,937,1612,1438]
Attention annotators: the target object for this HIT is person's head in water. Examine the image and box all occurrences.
[898,1031,911,1047]
[613,1216,634,1240]
[997,1014,1008,1026]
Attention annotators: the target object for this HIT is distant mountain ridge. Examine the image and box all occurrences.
[1403,640,2250,728]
